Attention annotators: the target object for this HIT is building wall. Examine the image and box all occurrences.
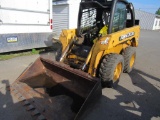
[135,10,155,30]
[68,0,81,29]
[153,17,160,30]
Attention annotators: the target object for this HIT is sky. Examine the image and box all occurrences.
[128,0,160,14]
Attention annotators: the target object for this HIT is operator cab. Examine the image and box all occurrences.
[68,0,137,69]
[77,0,137,38]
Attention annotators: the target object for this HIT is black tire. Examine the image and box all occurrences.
[99,54,124,88]
[123,47,136,73]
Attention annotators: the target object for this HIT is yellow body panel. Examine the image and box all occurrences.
[59,29,76,52]
[88,25,140,76]
[59,25,140,77]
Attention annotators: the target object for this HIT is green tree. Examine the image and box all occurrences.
[155,8,160,15]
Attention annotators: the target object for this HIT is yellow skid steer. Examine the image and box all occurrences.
[10,0,140,119]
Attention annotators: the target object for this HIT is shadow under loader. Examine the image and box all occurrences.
[10,57,102,120]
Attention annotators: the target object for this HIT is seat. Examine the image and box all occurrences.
[71,45,91,58]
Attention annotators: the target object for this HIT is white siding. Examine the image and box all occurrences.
[0,0,49,12]
[0,0,52,34]
[0,10,49,25]
[0,25,52,34]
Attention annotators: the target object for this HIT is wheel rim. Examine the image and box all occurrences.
[130,54,135,68]
[113,62,122,81]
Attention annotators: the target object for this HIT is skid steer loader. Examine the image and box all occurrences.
[10,0,140,120]
[56,0,140,87]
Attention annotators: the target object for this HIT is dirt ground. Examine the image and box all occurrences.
[0,30,160,120]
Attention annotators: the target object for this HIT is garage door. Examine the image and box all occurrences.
[52,4,69,36]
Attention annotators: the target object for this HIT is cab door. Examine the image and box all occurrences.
[111,2,127,33]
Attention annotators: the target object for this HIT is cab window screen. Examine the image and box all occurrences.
[80,8,97,34]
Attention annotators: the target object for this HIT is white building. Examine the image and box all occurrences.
[153,15,160,30]
[135,10,160,30]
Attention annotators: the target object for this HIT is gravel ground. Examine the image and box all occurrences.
[0,30,160,120]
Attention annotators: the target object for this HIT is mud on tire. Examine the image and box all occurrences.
[123,47,136,73]
[99,54,124,88]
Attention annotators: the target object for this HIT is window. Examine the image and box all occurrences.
[80,8,97,34]
[112,2,127,32]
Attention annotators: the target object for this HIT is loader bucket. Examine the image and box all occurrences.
[10,57,101,120]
